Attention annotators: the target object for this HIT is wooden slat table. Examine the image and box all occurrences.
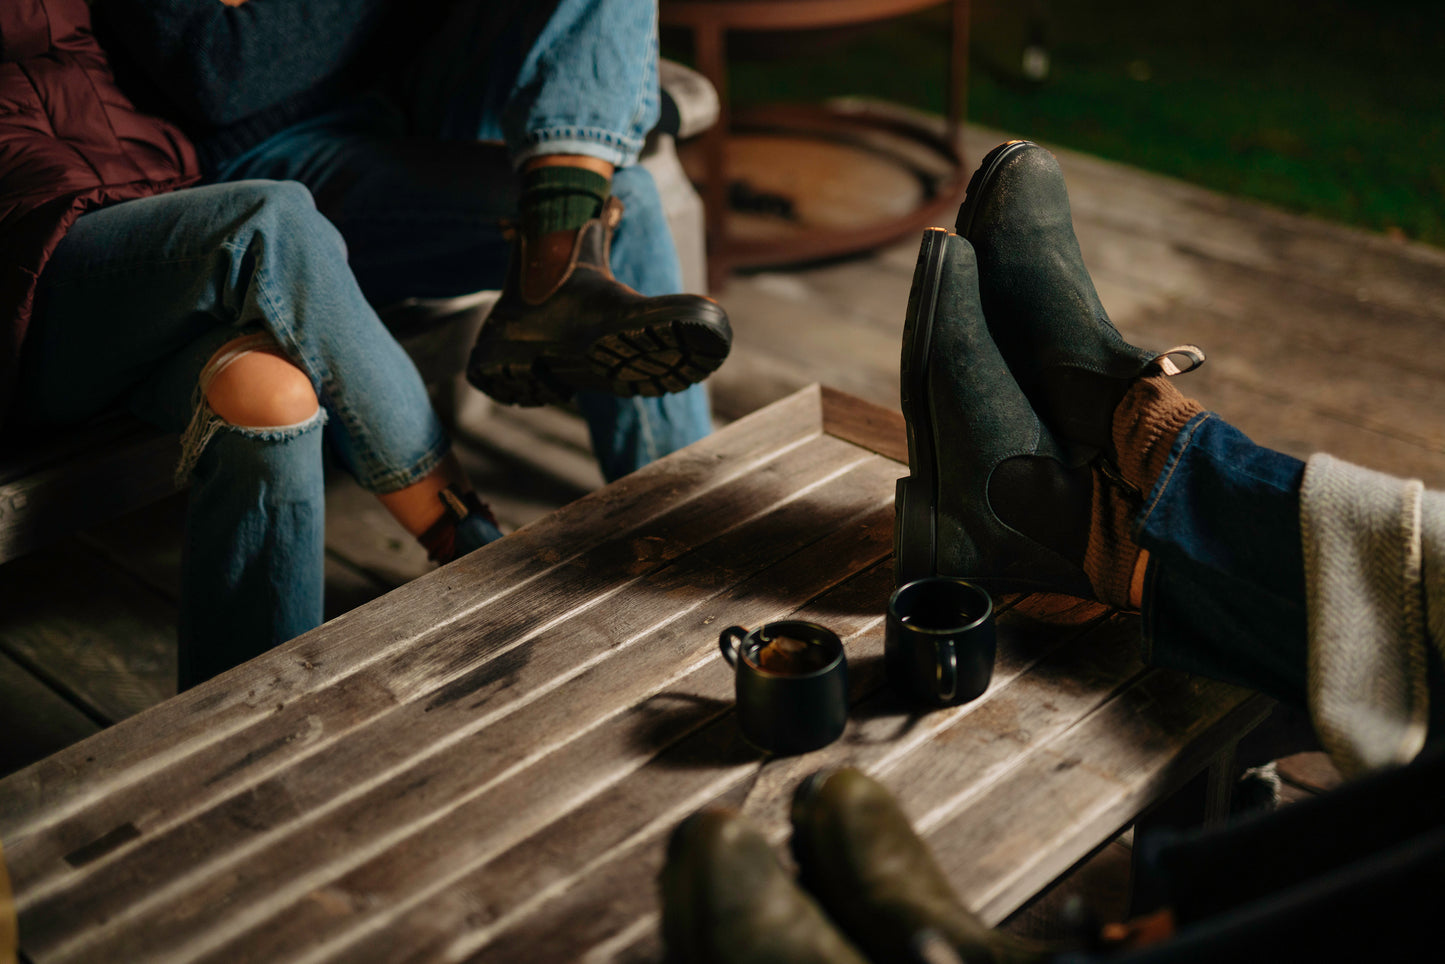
[0,385,1270,963]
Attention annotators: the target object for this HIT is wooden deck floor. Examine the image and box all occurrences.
[2,122,1438,935]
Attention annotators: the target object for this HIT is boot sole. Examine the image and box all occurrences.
[895,227,951,587]
[954,139,1034,238]
[470,302,732,406]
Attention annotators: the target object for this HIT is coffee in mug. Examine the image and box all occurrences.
[719,621,848,755]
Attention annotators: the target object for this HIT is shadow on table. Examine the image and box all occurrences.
[628,691,764,770]
[632,653,934,770]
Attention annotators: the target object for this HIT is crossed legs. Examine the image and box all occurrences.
[663,141,1444,961]
[212,0,725,478]
[22,181,498,686]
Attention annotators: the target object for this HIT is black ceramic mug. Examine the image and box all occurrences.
[885,578,995,707]
[718,620,848,755]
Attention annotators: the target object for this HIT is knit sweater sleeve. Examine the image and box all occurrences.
[1300,453,1432,777]
[93,0,394,127]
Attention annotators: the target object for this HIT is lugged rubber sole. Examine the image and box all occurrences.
[470,303,732,406]
[894,227,951,587]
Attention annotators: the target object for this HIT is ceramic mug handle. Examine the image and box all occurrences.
[935,640,958,701]
[719,626,749,667]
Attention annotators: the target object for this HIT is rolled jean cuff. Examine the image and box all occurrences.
[1134,411,1310,706]
[511,128,644,169]
[355,433,452,496]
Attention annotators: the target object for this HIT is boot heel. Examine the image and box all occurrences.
[894,476,935,586]
[896,228,949,588]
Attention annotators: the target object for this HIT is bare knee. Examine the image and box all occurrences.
[204,344,319,427]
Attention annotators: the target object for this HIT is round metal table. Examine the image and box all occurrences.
[661,0,971,287]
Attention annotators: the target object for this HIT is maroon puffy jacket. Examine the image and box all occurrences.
[0,0,200,428]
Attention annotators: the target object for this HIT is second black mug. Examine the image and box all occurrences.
[885,577,995,708]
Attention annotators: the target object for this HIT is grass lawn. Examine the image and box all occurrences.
[664,0,1445,247]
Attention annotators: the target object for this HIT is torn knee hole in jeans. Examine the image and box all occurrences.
[175,334,329,486]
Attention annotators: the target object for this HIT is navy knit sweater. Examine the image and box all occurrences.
[94,0,437,174]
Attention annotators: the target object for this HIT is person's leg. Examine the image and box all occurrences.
[177,372,330,688]
[574,164,714,478]
[212,100,516,308]
[193,331,499,562]
[401,0,660,171]
[23,182,499,683]
[1120,399,1310,706]
[21,194,333,683]
[398,0,732,408]
[947,140,1316,704]
[218,80,714,479]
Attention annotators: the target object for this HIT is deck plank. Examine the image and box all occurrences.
[16,450,899,963]
[453,616,1257,963]
[0,544,176,724]
[0,387,826,843]
[3,440,855,885]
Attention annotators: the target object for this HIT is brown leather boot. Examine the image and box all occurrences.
[466,197,732,406]
[660,808,872,964]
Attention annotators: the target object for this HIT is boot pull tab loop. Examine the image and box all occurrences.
[1151,345,1206,376]
[602,195,624,229]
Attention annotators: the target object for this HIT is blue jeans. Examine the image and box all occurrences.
[19,181,452,687]
[1135,413,1310,707]
[212,0,711,482]
[400,0,661,167]
[1067,416,1445,962]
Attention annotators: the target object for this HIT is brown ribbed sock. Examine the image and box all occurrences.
[1084,466,1143,608]
[1083,376,1204,608]
[1111,376,1205,492]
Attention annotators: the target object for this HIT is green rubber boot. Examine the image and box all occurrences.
[790,769,1063,964]
[895,228,1093,595]
[956,140,1203,460]
[660,808,872,964]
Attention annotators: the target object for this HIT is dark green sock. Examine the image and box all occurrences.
[520,166,611,239]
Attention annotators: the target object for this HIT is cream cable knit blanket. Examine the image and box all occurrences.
[1300,454,1445,778]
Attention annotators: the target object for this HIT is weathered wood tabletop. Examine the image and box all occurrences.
[0,385,1269,963]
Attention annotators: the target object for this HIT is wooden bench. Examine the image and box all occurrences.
[0,386,1271,962]
[0,61,718,567]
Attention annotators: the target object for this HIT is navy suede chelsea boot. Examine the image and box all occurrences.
[956,140,1203,460]
[895,228,1093,596]
[660,808,871,964]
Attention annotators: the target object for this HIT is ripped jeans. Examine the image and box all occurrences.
[18,181,452,687]
[210,0,711,481]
